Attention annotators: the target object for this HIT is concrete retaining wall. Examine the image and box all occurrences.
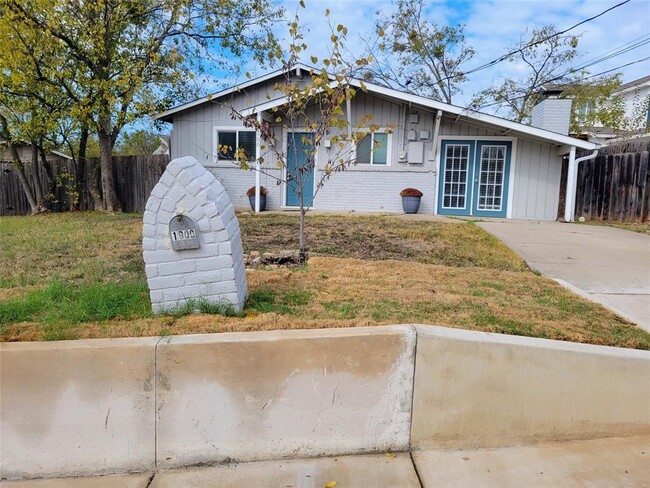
[411,325,650,450]
[0,338,158,480]
[1,325,649,480]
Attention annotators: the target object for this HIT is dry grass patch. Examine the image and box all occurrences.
[3,257,647,349]
[581,220,650,235]
[238,213,527,271]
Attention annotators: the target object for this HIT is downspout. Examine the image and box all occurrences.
[255,111,262,213]
[431,109,443,164]
[564,147,598,222]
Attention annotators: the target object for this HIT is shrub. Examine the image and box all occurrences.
[400,188,423,197]
[246,186,268,197]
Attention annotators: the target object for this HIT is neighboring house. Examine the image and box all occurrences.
[535,76,650,144]
[155,64,596,221]
[0,141,72,162]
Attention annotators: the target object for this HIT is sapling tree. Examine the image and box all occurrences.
[224,7,393,260]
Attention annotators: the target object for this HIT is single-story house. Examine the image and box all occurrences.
[155,64,597,221]
[0,141,72,162]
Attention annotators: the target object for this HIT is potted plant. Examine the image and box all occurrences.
[400,188,423,214]
[246,186,268,211]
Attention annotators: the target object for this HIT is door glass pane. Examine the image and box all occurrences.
[442,144,470,209]
[477,145,506,211]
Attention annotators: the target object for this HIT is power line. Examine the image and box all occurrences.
[476,55,650,111]
[461,0,631,78]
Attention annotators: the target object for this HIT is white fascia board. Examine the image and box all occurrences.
[347,80,598,151]
[154,63,316,122]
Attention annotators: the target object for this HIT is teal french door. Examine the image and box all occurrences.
[438,140,512,218]
[286,132,315,207]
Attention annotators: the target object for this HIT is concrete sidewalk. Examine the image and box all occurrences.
[478,220,650,332]
[3,436,648,487]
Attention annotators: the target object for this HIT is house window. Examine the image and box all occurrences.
[356,132,390,165]
[216,130,256,161]
[577,101,595,125]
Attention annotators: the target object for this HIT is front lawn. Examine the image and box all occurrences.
[1,212,648,349]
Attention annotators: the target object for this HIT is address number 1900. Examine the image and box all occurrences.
[171,229,196,241]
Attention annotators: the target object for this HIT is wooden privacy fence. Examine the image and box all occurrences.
[0,155,170,216]
[559,140,650,222]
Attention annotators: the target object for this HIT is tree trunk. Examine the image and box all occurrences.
[30,144,44,207]
[74,127,89,210]
[38,144,57,209]
[98,115,120,212]
[299,205,307,262]
[10,147,39,214]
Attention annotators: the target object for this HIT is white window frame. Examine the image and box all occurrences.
[212,126,257,163]
[354,129,392,166]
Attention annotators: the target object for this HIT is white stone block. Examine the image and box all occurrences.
[197,256,232,272]
[148,275,185,290]
[219,241,232,255]
[142,156,248,314]
[160,197,176,213]
[158,260,195,276]
[145,264,159,278]
[142,238,156,251]
[206,281,237,295]
[143,249,179,265]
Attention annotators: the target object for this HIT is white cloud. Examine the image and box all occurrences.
[274,0,649,107]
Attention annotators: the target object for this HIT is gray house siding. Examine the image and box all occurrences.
[168,85,565,220]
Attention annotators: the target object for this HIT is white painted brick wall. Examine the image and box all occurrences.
[143,156,248,314]
[205,165,436,213]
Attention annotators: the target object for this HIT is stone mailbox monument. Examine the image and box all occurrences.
[143,156,247,314]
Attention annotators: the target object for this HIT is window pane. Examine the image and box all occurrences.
[373,133,388,164]
[238,131,256,161]
[356,133,371,164]
[218,132,236,159]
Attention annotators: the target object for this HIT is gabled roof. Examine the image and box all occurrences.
[155,64,315,123]
[614,74,650,93]
[155,65,598,151]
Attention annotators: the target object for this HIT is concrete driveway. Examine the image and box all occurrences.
[478,221,650,332]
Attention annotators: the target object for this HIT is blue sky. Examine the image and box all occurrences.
[205,0,649,111]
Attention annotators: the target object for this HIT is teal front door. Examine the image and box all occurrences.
[438,140,512,218]
[286,132,315,207]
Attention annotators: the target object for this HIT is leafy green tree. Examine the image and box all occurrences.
[1,0,283,212]
[471,25,583,123]
[115,130,162,156]
[364,0,475,104]
[562,76,624,134]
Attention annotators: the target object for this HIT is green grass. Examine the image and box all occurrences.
[0,280,151,327]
